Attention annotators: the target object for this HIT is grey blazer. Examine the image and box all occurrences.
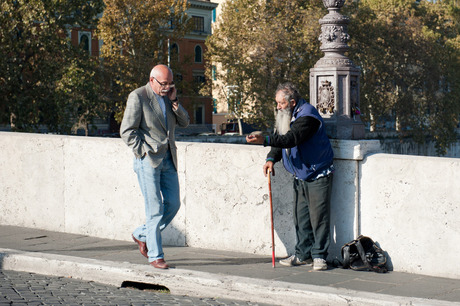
[120,83,190,170]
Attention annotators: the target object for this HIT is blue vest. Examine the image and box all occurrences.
[282,99,334,181]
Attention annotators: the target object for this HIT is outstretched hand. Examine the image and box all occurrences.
[246,133,264,144]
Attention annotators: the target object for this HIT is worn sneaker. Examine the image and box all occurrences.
[279,255,313,267]
[313,258,328,271]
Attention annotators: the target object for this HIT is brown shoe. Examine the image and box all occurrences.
[150,258,169,269]
[132,235,148,258]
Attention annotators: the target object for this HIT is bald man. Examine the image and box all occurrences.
[120,64,190,269]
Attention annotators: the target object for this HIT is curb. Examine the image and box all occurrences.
[0,248,456,306]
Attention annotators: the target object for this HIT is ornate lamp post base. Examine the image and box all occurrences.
[310,66,364,139]
[310,0,365,140]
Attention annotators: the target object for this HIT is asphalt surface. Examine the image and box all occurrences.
[1,225,460,305]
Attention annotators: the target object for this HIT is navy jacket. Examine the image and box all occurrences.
[266,99,333,181]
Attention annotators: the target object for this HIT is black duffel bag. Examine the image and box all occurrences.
[341,235,388,273]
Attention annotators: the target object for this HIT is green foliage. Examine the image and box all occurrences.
[345,0,460,155]
[208,0,459,154]
[205,0,325,129]
[97,0,191,123]
[0,0,105,134]
[54,57,109,135]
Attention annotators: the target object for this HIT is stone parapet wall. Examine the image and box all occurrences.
[0,132,458,279]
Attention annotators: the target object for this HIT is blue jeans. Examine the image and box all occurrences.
[132,150,180,262]
[293,175,333,261]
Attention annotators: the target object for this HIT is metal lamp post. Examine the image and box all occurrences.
[310,0,365,139]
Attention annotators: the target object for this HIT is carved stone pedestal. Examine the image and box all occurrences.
[310,66,364,139]
[309,0,365,140]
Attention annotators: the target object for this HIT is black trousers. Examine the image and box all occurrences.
[293,174,333,261]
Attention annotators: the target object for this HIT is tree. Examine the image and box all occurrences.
[97,0,192,123]
[0,0,105,134]
[54,57,108,135]
[345,0,460,154]
[208,0,459,153]
[205,0,325,132]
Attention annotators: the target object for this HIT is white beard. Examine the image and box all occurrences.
[275,108,292,135]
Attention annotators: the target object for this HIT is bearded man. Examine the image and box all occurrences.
[246,82,334,271]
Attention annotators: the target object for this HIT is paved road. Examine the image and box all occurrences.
[0,270,268,306]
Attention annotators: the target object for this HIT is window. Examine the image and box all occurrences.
[212,65,217,80]
[194,45,202,63]
[98,39,103,57]
[80,34,89,52]
[193,71,205,94]
[175,73,183,94]
[195,106,204,124]
[78,31,91,54]
[192,16,205,32]
[193,74,205,84]
[168,18,175,29]
[170,43,179,62]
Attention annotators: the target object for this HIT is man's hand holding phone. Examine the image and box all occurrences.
[168,87,179,111]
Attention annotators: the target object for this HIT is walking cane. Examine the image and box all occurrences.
[267,169,275,268]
